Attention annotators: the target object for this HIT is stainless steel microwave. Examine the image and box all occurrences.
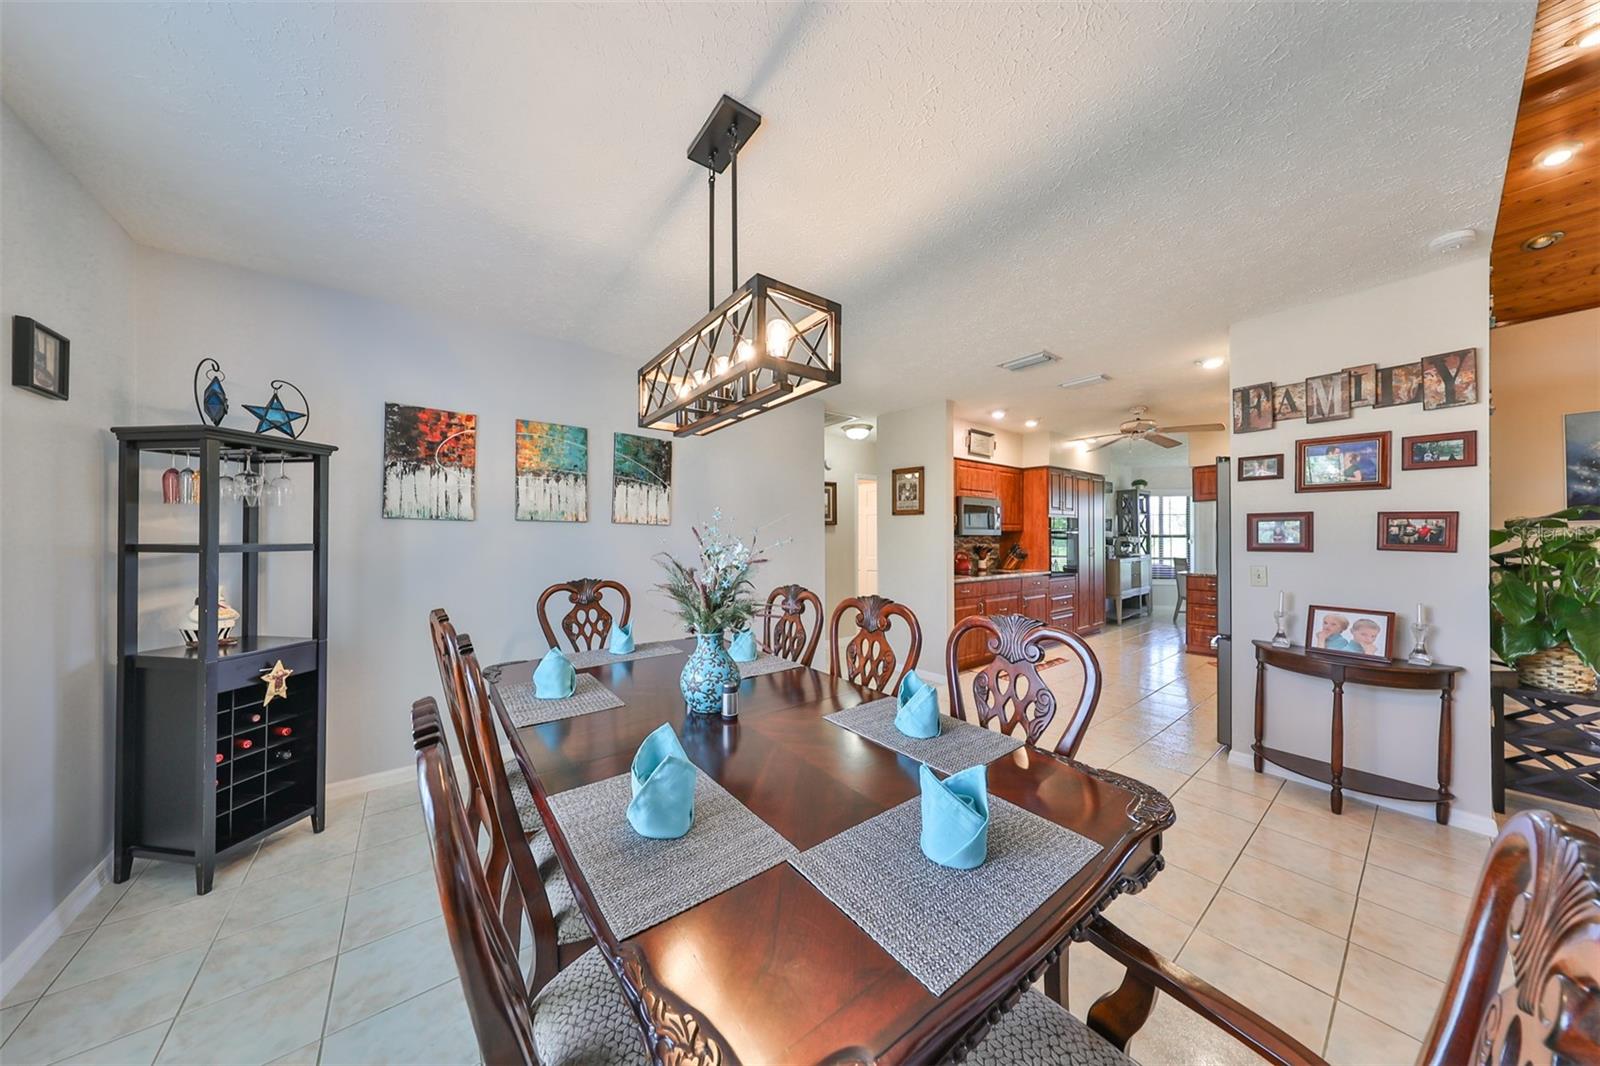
[956,496,1002,536]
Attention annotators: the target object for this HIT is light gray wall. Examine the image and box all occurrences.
[1226,258,1493,825]
[875,401,954,682]
[1,106,140,958]
[823,430,876,635]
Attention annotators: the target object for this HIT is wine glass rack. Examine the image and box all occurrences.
[111,425,336,893]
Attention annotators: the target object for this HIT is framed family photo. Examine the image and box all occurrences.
[1237,454,1284,481]
[1306,604,1396,661]
[1377,511,1458,552]
[1401,430,1477,470]
[891,466,924,516]
[1296,430,1391,492]
[1246,511,1313,552]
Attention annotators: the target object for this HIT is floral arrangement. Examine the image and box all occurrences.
[656,511,772,635]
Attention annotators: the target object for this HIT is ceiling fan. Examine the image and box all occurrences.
[1072,407,1225,451]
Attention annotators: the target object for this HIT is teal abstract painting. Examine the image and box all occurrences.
[515,420,588,522]
[612,432,671,525]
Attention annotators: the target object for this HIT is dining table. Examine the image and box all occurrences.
[486,639,1174,1065]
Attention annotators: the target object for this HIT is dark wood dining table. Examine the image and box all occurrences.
[487,641,1174,1065]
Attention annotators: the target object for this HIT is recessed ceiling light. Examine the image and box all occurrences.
[1194,357,1226,370]
[1024,419,1039,429]
[1566,25,1600,48]
[990,409,1006,420]
[1522,231,1565,252]
[840,421,873,440]
[1536,142,1582,168]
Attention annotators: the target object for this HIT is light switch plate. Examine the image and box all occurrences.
[1249,565,1268,587]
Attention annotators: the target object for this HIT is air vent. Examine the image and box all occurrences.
[997,350,1060,373]
[823,411,856,427]
[1058,373,1110,390]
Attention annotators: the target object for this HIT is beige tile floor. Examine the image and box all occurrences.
[3,616,1587,1065]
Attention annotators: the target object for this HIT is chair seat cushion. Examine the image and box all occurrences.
[513,769,588,946]
[508,765,546,834]
[967,990,1136,1066]
[531,946,649,1066]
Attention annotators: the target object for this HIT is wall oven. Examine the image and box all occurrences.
[1049,516,1079,574]
[956,496,1002,536]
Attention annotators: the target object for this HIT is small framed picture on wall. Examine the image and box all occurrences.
[1246,512,1314,552]
[824,481,838,526]
[12,316,69,401]
[1377,511,1458,552]
[1296,431,1391,492]
[1237,454,1284,481]
[1401,431,1477,470]
[891,466,924,516]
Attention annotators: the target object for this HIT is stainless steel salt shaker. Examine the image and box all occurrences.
[720,679,740,720]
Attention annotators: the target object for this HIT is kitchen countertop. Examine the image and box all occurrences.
[953,569,1050,584]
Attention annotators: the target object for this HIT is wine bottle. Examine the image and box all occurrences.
[245,711,263,725]
[272,748,294,762]
[271,725,293,738]
[235,737,254,751]
[215,752,225,765]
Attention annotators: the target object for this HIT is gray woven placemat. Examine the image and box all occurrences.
[567,642,681,669]
[826,698,1025,774]
[547,769,797,938]
[498,673,624,727]
[790,796,1102,994]
[736,653,804,678]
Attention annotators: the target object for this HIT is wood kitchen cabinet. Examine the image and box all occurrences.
[1192,463,1217,502]
[996,467,1022,531]
[1185,574,1218,655]
[954,459,998,498]
[954,576,1026,669]
[1047,469,1075,516]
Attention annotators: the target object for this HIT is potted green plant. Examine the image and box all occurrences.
[1490,508,1600,694]
[656,512,771,714]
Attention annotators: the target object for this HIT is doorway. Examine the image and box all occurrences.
[856,476,878,596]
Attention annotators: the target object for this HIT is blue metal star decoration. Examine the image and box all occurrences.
[245,390,306,438]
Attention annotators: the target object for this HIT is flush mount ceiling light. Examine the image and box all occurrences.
[841,421,873,440]
[1058,373,1110,390]
[1024,419,1039,429]
[997,350,1060,372]
[1535,142,1582,168]
[990,409,1007,420]
[1428,229,1479,254]
[638,96,841,438]
[1195,356,1226,370]
[1523,231,1566,251]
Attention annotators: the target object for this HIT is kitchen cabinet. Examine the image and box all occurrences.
[1192,464,1217,502]
[954,576,1027,669]
[1047,469,1075,517]
[996,467,1023,532]
[1020,573,1048,620]
[1072,476,1107,631]
[1049,574,1077,630]
[954,459,999,498]
[1185,574,1218,655]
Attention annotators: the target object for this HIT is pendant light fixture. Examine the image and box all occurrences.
[638,95,842,437]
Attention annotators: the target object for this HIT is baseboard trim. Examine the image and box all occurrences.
[1225,748,1498,838]
[0,855,111,1003]
[327,763,414,800]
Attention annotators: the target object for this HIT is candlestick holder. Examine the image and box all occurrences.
[1270,610,1292,649]
[1407,622,1433,666]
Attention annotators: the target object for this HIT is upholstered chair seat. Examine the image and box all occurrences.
[967,990,1136,1066]
[529,947,650,1066]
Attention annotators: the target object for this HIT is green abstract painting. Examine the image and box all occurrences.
[515,420,588,522]
[612,432,671,525]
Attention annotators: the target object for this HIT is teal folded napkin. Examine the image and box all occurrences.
[608,621,635,655]
[894,672,941,739]
[533,647,576,699]
[919,763,989,869]
[728,627,759,663]
[626,723,696,839]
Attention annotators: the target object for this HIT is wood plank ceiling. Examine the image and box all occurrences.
[1491,0,1600,326]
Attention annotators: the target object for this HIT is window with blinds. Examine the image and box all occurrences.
[1149,494,1190,580]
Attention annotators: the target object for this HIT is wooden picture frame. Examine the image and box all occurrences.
[1305,604,1398,662]
[1232,382,1275,433]
[1246,511,1314,552]
[824,481,838,526]
[891,466,924,516]
[1237,454,1284,481]
[1296,430,1391,492]
[1377,511,1458,553]
[12,316,69,401]
[1401,431,1478,470]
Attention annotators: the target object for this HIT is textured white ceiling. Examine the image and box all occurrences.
[0,2,1532,436]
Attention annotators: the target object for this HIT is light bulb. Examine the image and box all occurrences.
[1581,27,1600,47]
[991,409,1006,420]
[714,355,730,376]
[736,339,755,363]
[766,317,795,358]
[1195,356,1225,370]
[1024,419,1038,429]
[674,381,691,400]
[1536,143,1581,168]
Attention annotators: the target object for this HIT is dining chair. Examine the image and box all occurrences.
[537,578,631,652]
[946,613,1103,759]
[828,594,923,697]
[962,808,1600,1066]
[1171,557,1188,623]
[763,583,824,667]
[415,699,662,1066]
[428,608,491,839]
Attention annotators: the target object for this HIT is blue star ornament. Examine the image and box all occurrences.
[244,391,306,438]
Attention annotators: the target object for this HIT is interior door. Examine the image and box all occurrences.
[856,477,878,596]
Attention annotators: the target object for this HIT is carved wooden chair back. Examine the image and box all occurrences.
[1418,809,1600,1066]
[428,609,490,838]
[453,633,566,998]
[828,595,924,697]
[536,579,632,652]
[413,698,539,1065]
[764,584,824,667]
[945,614,1103,758]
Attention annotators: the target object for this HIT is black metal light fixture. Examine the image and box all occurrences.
[638,95,842,437]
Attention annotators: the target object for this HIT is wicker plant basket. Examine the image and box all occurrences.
[1516,643,1599,695]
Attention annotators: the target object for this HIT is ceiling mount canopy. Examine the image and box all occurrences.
[639,95,842,438]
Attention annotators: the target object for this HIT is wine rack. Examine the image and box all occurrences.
[112,425,335,893]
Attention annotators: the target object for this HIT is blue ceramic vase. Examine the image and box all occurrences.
[681,629,738,715]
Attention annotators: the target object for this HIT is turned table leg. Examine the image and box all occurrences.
[1329,680,1345,815]
[1253,660,1266,772]
[1437,685,1453,825]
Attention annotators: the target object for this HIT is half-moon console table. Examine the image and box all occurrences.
[1251,640,1463,825]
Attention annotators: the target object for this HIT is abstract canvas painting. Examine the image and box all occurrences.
[382,403,477,520]
[515,420,588,522]
[1567,411,1600,509]
[612,432,671,525]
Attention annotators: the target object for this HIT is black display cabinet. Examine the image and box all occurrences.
[111,425,336,892]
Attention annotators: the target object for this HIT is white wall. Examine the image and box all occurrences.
[0,106,141,959]
[877,401,954,682]
[1020,431,1118,477]
[951,417,1021,466]
[823,430,877,628]
[1227,259,1493,827]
